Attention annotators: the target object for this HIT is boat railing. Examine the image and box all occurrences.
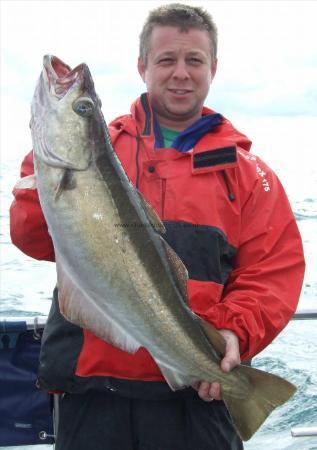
[1,309,317,445]
[289,309,317,439]
[291,309,317,320]
[3,308,317,327]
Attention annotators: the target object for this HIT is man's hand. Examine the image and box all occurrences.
[193,328,241,402]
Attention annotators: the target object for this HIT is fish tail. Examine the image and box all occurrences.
[223,365,296,441]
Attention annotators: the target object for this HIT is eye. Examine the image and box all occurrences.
[158,58,174,65]
[187,58,203,65]
[72,97,95,117]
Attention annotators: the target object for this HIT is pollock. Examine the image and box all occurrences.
[21,55,296,440]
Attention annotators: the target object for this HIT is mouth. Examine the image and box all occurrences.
[168,88,193,95]
[43,55,86,97]
[46,55,71,78]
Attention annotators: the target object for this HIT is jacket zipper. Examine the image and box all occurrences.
[135,133,141,189]
[161,179,166,219]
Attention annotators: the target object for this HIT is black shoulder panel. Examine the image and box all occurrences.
[193,146,237,169]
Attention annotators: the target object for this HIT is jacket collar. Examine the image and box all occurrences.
[153,110,223,152]
[109,93,252,155]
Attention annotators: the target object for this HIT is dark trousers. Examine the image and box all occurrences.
[55,389,243,450]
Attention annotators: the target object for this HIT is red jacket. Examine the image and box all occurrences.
[10,95,305,391]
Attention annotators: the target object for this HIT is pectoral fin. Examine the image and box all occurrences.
[55,169,76,200]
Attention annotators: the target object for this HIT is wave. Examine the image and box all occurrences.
[295,212,317,221]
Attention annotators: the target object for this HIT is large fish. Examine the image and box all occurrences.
[21,55,296,441]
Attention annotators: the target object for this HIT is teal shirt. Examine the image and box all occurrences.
[161,127,180,148]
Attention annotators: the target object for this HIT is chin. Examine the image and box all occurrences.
[170,108,197,120]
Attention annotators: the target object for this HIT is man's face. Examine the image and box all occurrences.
[138,26,217,131]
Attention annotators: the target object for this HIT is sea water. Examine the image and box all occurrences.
[1,115,316,450]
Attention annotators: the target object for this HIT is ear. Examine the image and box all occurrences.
[210,58,218,81]
[137,57,146,82]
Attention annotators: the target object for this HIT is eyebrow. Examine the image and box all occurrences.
[186,51,206,57]
[155,50,206,59]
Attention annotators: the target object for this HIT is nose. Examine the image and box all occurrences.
[172,59,190,80]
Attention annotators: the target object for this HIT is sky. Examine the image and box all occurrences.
[1,2,316,312]
[1,0,317,193]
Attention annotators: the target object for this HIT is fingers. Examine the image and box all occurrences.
[221,351,240,373]
[196,381,221,402]
[208,381,221,399]
[218,329,241,372]
[193,329,241,403]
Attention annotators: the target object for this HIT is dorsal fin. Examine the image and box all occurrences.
[159,236,189,303]
[137,190,166,234]
[198,320,227,356]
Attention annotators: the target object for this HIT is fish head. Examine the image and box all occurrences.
[31,55,101,171]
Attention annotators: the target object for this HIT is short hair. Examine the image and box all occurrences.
[139,3,218,64]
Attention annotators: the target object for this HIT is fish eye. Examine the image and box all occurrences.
[72,97,95,117]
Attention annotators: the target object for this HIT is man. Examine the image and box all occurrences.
[10,4,305,450]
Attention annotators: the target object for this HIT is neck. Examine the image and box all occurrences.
[156,115,200,132]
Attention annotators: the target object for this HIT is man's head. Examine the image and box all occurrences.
[139,3,218,66]
[138,4,218,131]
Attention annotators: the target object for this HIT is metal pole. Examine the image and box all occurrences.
[291,427,317,437]
[292,309,317,320]
[1,309,317,327]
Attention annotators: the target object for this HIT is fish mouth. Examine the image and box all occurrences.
[43,55,86,97]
